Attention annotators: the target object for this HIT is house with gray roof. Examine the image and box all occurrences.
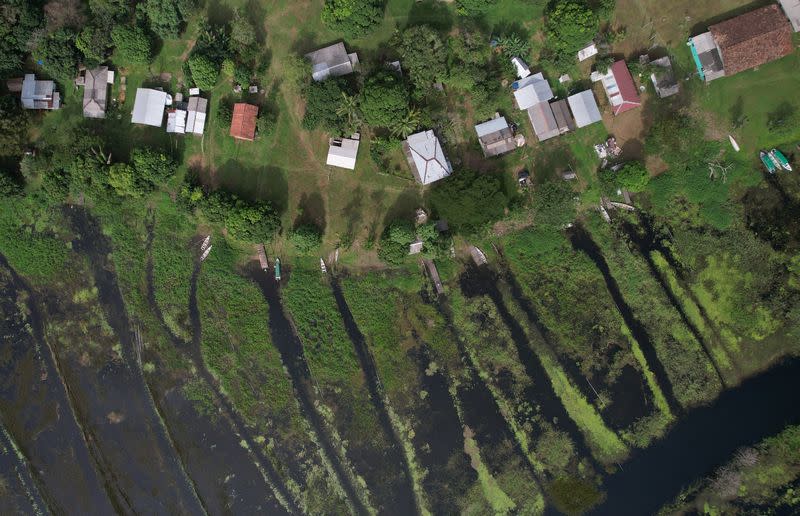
[305,42,359,82]
[649,57,679,98]
[403,130,452,185]
[512,72,553,110]
[78,66,113,118]
[527,102,560,142]
[567,90,602,128]
[781,0,800,31]
[474,116,519,157]
[19,74,60,110]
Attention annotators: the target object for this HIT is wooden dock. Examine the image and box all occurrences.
[423,259,444,295]
[256,243,268,270]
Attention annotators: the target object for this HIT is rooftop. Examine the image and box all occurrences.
[513,73,554,110]
[305,42,359,82]
[82,67,111,119]
[527,102,559,142]
[21,74,60,110]
[600,61,641,116]
[474,117,518,157]
[550,99,576,133]
[403,130,452,185]
[567,90,602,128]
[326,136,360,170]
[709,4,793,75]
[650,56,680,98]
[131,88,167,126]
[230,103,258,141]
[186,97,208,135]
[781,0,800,32]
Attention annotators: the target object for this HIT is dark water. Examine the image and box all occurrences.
[567,226,683,415]
[459,264,597,466]
[187,261,296,515]
[67,207,206,514]
[594,357,800,515]
[0,261,117,513]
[250,267,367,515]
[0,416,50,514]
[144,219,289,514]
[329,277,419,515]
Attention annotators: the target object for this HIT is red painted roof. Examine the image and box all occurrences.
[610,61,641,115]
[230,103,258,141]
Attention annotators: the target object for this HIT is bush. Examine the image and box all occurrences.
[321,0,383,37]
[600,161,649,193]
[289,224,323,254]
[188,54,220,91]
[76,25,111,64]
[111,25,152,64]
[378,220,415,264]
[0,98,29,158]
[131,148,178,187]
[188,190,280,242]
[455,0,497,16]
[544,0,599,59]
[302,78,350,132]
[532,180,576,228]
[398,25,448,91]
[256,110,277,137]
[360,73,409,129]
[428,169,508,233]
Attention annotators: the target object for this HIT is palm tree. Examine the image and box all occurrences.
[336,92,361,132]
[391,108,421,139]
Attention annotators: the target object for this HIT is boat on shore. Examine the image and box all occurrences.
[760,151,777,173]
[274,258,281,281]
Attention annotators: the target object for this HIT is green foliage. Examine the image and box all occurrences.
[600,161,649,193]
[0,0,43,75]
[256,109,277,137]
[398,25,448,92]
[107,163,139,197]
[229,8,256,48]
[455,0,497,17]
[141,0,187,39]
[548,476,603,515]
[594,54,614,74]
[428,170,508,233]
[183,187,280,242]
[766,102,798,138]
[645,114,719,174]
[33,28,81,82]
[497,33,531,59]
[378,220,414,265]
[0,98,29,158]
[188,54,220,91]
[131,148,178,187]
[302,78,350,132]
[532,180,576,228]
[544,0,599,61]
[360,73,409,129]
[321,0,383,37]
[76,24,111,64]
[111,25,152,64]
[289,224,322,254]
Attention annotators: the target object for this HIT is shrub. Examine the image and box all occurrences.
[532,180,576,228]
[360,73,409,129]
[302,78,350,132]
[321,0,383,37]
[600,161,649,193]
[428,169,508,233]
[141,0,186,40]
[33,29,81,82]
[111,25,152,64]
[378,220,415,264]
[131,148,178,187]
[188,54,219,91]
[455,0,497,16]
[256,110,277,137]
[290,224,323,254]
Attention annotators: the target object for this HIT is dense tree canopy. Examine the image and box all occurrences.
[398,25,448,92]
[0,98,29,158]
[192,190,280,242]
[360,73,409,129]
[111,25,152,63]
[188,54,219,90]
[378,220,415,265]
[131,148,178,188]
[141,0,188,40]
[33,28,81,82]
[321,0,383,37]
[600,161,650,193]
[0,0,43,76]
[302,78,351,132]
[428,170,508,232]
[531,180,577,228]
[543,0,598,68]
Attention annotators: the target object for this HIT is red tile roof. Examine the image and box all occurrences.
[230,103,258,141]
[610,61,641,116]
[709,4,793,76]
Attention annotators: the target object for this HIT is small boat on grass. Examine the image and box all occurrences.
[760,151,777,173]
[274,258,281,281]
[770,149,792,172]
[320,258,327,274]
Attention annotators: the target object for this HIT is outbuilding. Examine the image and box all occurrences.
[305,42,359,82]
[185,96,208,135]
[596,61,641,116]
[19,74,60,110]
[78,66,113,118]
[474,116,519,157]
[326,135,360,170]
[230,103,258,141]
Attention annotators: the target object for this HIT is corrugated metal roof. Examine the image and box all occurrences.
[567,90,602,128]
[527,102,559,142]
[475,117,510,138]
[404,130,452,185]
[131,88,167,126]
[513,73,553,110]
[781,0,800,31]
[326,138,359,170]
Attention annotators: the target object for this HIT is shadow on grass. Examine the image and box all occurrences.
[293,192,327,234]
[213,160,290,218]
[405,0,453,32]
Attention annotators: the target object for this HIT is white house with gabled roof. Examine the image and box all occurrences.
[403,130,452,185]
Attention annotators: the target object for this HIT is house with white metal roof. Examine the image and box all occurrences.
[510,57,531,79]
[326,135,360,170]
[131,88,167,126]
[20,74,60,110]
[305,42,359,82]
[185,97,207,135]
[512,72,553,110]
[403,130,452,185]
[567,90,602,128]
[781,0,800,31]
[166,109,187,133]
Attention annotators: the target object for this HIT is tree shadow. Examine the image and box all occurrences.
[382,187,422,227]
[341,186,365,244]
[405,0,453,32]
[214,160,289,218]
[689,0,773,34]
[294,192,327,234]
[206,0,234,28]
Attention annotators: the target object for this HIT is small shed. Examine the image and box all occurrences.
[423,259,444,295]
[326,135,360,170]
[578,43,598,61]
[649,56,679,98]
[230,103,258,141]
[567,90,602,128]
[409,239,424,255]
[510,56,531,79]
[131,88,167,126]
[305,42,359,82]
[166,109,187,134]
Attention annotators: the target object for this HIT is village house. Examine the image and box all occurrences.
[326,134,360,170]
[76,66,113,118]
[512,72,553,110]
[689,4,793,82]
[230,103,258,141]
[594,61,641,115]
[474,116,521,157]
[649,56,679,98]
[166,109,187,134]
[780,0,800,31]
[7,74,61,110]
[131,88,167,126]
[305,42,359,82]
[550,99,576,134]
[185,97,207,135]
[527,102,560,142]
[403,130,452,185]
[567,90,603,128]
